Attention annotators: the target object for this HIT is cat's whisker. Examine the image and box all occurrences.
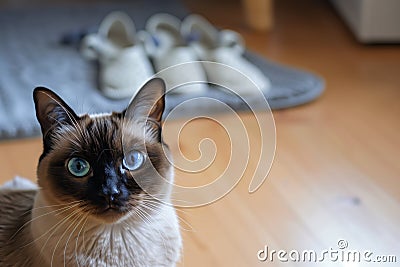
[70,205,94,256]
[140,197,180,210]
[63,213,87,267]
[75,215,89,267]
[50,210,82,267]
[37,208,82,254]
[130,204,168,254]
[141,192,196,206]
[127,209,150,239]
[139,196,193,214]
[129,195,195,233]
[52,202,85,217]
[18,205,77,250]
[82,224,106,266]
[28,200,83,211]
[141,200,194,232]
[80,216,93,266]
[10,202,81,243]
[139,207,169,253]
[50,209,82,267]
[24,200,83,217]
[122,213,143,267]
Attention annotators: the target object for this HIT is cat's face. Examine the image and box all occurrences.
[34,79,172,223]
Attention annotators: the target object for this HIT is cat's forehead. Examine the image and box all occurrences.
[78,113,123,150]
[86,112,147,141]
[50,112,150,156]
[51,112,121,151]
[83,113,149,148]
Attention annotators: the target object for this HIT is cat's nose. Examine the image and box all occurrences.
[100,185,121,205]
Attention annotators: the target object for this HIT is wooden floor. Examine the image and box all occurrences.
[1,0,400,266]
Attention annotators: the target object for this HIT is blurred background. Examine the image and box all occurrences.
[0,0,399,266]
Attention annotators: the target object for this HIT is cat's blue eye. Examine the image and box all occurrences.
[123,150,145,171]
[67,157,91,177]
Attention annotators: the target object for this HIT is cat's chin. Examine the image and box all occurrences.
[91,208,129,224]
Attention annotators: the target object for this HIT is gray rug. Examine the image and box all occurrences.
[0,1,324,140]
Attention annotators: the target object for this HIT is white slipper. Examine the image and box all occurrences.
[181,15,271,95]
[80,11,154,99]
[142,13,207,94]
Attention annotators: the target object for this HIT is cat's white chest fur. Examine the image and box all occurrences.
[30,192,181,267]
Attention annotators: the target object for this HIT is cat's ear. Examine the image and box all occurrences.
[124,78,166,139]
[33,87,79,136]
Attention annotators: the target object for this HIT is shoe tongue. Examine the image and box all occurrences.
[153,21,185,49]
[106,24,135,48]
[157,30,183,48]
[187,20,220,49]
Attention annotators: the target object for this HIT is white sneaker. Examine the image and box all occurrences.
[142,13,207,94]
[181,14,271,95]
[80,11,154,99]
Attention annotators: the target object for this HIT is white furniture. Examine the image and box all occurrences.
[330,0,400,43]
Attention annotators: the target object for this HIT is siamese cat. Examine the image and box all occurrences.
[0,78,182,266]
